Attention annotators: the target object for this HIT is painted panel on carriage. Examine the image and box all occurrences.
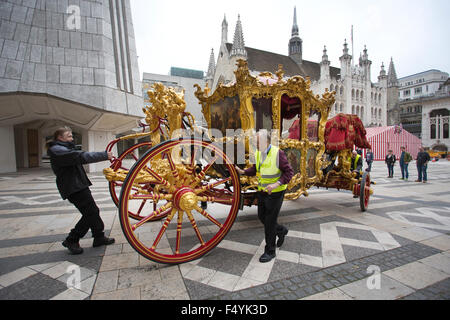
[210,96,242,136]
[307,148,318,178]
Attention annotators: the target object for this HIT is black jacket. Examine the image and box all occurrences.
[385,154,396,165]
[416,151,431,165]
[48,140,109,199]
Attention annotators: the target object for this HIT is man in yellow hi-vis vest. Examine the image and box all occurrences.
[236,130,294,263]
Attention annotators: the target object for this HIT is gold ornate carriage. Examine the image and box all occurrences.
[103,59,373,264]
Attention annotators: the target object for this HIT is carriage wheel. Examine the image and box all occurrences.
[109,142,168,221]
[359,172,371,212]
[119,138,241,264]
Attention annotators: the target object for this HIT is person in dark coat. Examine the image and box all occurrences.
[415,147,431,183]
[48,127,115,254]
[365,148,374,172]
[385,150,396,178]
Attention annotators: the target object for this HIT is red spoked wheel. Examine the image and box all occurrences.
[359,171,371,212]
[108,142,169,221]
[118,138,241,264]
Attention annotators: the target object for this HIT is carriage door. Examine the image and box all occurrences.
[27,129,39,168]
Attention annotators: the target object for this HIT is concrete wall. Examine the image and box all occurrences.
[0,0,142,114]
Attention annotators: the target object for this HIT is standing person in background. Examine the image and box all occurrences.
[416,147,431,183]
[399,146,412,181]
[48,127,115,255]
[385,150,396,178]
[366,148,374,172]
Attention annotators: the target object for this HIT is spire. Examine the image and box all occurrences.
[289,7,302,64]
[230,15,247,58]
[292,6,299,37]
[206,48,216,81]
[221,14,228,44]
[388,57,398,86]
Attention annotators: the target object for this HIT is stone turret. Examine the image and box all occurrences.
[320,46,330,81]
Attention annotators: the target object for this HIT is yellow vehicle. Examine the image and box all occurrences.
[103,59,373,264]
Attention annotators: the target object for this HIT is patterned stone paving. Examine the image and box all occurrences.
[0,160,449,300]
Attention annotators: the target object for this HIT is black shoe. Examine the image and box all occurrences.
[353,195,359,198]
[93,236,115,248]
[259,252,276,263]
[277,229,288,248]
[62,240,83,255]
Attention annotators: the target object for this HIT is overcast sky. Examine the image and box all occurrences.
[130,0,450,83]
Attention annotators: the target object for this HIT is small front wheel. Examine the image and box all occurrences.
[359,172,371,212]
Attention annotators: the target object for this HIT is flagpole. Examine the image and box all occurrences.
[351,25,354,66]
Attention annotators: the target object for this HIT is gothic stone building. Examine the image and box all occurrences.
[205,8,395,130]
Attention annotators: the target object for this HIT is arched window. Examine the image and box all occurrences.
[371,107,374,118]
[431,124,436,139]
[378,93,382,103]
[330,84,334,92]
[371,92,373,100]
[352,89,355,99]
[335,103,338,113]
[352,105,355,114]
[356,90,360,101]
[378,109,382,120]
[361,91,364,100]
[444,123,449,139]
[340,86,344,95]
[361,106,364,120]
[356,106,360,116]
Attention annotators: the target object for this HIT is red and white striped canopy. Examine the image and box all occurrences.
[364,126,422,161]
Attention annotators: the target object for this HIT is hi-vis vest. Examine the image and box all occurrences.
[349,154,362,174]
[255,146,288,193]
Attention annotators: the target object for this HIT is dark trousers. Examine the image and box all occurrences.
[67,188,104,242]
[366,161,373,172]
[257,190,287,255]
[387,163,394,177]
[400,162,409,179]
[417,163,428,182]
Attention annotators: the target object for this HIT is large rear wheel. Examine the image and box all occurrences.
[119,138,241,264]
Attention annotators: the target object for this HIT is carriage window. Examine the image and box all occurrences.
[210,95,241,136]
[307,110,320,142]
[282,94,302,140]
[252,97,273,131]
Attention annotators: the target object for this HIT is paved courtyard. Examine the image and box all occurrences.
[0,159,449,300]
